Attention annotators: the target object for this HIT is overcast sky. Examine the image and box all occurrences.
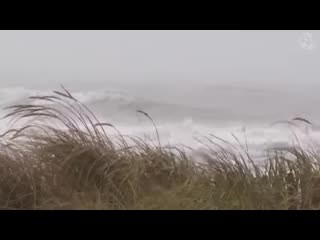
[0,30,319,89]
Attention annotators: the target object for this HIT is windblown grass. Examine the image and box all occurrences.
[0,86,320,209]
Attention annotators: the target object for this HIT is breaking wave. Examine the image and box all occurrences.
[1,87,320,161]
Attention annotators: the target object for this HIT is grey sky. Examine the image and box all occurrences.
[0,30,319,89]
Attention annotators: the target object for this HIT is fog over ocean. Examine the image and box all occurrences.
[1,30,320,160]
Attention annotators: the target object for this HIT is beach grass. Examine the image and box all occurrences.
[0,86,320,210]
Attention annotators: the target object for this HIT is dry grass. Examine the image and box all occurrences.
[1,86,320,210]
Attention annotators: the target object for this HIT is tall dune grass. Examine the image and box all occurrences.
[0,86,320,209]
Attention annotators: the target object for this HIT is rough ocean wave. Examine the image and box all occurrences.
[1,87,320,162]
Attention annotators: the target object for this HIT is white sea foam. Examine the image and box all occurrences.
[1,87,320,162]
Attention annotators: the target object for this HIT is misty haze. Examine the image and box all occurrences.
[1,30,320,210]
[1,30,320,154]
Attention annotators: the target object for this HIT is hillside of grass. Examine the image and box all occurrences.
[0,86,320,210]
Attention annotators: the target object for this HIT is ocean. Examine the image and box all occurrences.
[1,80,320,161]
